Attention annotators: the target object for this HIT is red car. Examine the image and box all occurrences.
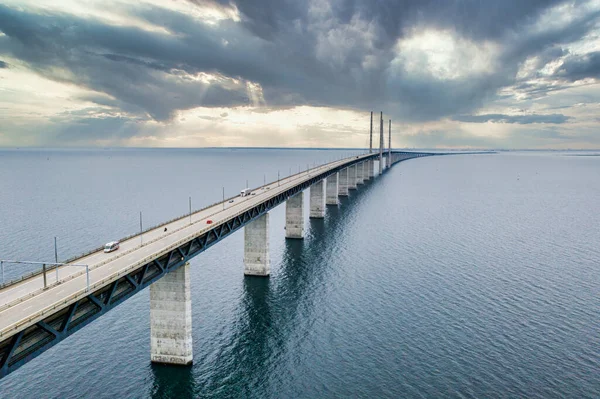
[206,220,213,224]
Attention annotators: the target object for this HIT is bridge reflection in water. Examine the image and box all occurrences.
[149,175,374,397]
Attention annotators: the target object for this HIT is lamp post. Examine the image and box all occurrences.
[42,263,47,289]
[54,236,58,282]
[140,211,143,245]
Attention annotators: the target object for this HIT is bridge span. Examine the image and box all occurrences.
[0,150,437,378]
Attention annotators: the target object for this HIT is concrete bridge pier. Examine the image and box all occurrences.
[244,213,270,276]
[150,262,193,365]
[357,162,365,185]
[364,162,369,182]
[309,180,325,218]
[360,161,369,184]
[286,192,304,238]
[368,160,374,179]
[338,168,349,196]
[348,165,357,190]
[326,173,339,205]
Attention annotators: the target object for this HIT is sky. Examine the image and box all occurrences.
[0,0,599,149]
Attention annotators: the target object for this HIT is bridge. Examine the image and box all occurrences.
[0,114,440,379]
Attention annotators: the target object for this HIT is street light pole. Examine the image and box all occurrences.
[222,187,225,209]
[42,263,47,289]
[140,211,143,245]
[54,236,58,283]
[189,196,192,225]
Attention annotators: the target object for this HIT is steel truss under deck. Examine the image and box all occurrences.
[0,152,434,378]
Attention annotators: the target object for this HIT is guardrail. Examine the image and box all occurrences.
[0,155,367,325]
[0,155,362,338]
[0,155,358,291]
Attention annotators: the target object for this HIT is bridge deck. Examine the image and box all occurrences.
[0,151,439,378]
[0,154,376,338]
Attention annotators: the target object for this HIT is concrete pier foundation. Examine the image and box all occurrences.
[286,192,304,238]
[310,180,325,218]
[357,162,365,185]
[150,262,193,365]
[338,168,349,196]
[244,213,270,276]
[326,173,339,205]
[348,165,357,190]
[368,160,374,179]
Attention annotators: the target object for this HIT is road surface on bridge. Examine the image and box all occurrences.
[0,154,374,339]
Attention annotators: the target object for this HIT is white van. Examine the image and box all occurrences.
[104,241,120,253]
[240,188,252,197]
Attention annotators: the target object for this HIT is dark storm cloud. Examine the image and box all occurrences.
[556,51,600,81]
[0,4,259,121]
[0,60,7,68]
[452,113,572,124]
[216,0,568,49]
[0,0,599,132]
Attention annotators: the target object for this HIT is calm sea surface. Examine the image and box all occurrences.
[0,149,598,398]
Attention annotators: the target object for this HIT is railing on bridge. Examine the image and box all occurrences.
[0,151,440,379]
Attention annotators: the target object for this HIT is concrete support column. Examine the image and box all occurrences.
[286,192,304,239]
[363,162,368,182]
[326,173,339,205]
[150,262,193,365]
[357,162,365,185]
[244,213,270,276]
[309,180,325,218]
[368,160,374,178]
[338,168,349,196]
[348,165,357,190]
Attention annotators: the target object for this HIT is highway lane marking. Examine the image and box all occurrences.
[0,158,357,318]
